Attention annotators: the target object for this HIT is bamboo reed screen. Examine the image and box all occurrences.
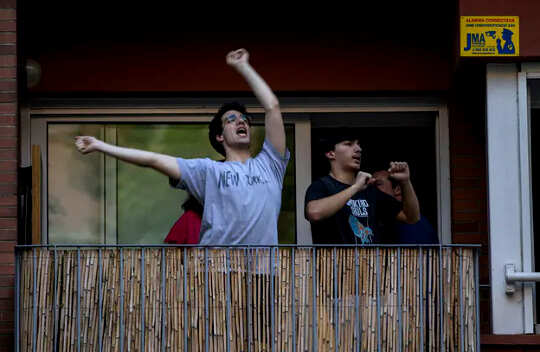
[17,246,479,351]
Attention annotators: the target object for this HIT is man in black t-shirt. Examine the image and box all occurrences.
[304,135,421,244]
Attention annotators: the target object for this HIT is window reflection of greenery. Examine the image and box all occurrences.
[48,124,105,244]
[48,124,296,245]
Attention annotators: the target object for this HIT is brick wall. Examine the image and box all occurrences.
[0,3,16,351]
[449,62,490,334]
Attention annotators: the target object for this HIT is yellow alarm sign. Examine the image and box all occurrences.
[461,16,519,57]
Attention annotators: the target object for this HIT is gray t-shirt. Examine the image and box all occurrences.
[172,140,290,245]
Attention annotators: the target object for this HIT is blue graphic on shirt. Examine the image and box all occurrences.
[348,215,374,244]
[346,199,373,243]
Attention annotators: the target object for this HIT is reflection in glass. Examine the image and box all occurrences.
[48,124,105,244]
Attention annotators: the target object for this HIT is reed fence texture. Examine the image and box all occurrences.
[16,246,479,352]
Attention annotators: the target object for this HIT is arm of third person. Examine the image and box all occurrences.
[389,162,421,224]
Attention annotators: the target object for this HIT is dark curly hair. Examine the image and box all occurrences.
[208,102,249,156]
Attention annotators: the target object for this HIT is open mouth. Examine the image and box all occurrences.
[352,154,361,162]
[236,127,248,137]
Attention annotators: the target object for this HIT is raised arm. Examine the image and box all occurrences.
[306,172,373,222]
[226,49,286,156]
[75,136,181,180]
[389,162,421,224]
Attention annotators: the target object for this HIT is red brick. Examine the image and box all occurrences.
[0,218,15,228]
[0,333,13,342]
[0,33,14,44]
[0,0,17,8]
[0,311,13,322]
[453,188,485,200]
[0,115,15,124]
[0,93,15,103]
[453,221,479,233]
[0,173,15,183]
[0,127,14,137]
[0,104,14,114]
[0,46,15,55]
[0,254,13,265]
[0,185,15,194]
[452,177,484,188]
[0,80,14,91]
[0,276,13,287]
[0,288,12,298]
[452,156,485,169]
[0,138,16,148]
[0,208,15,217]
[0,21,15,32]
[0,242,15,252]
[451,140,484,155]
[453,233,487,244]
[0,266,13,275]
[0,68,15,79]
[0,10,15,20]
[0,55,14,67]
[0,160,16,169]
[0,195,14,205]
[0,187,15,197]
[0,149,15,160]
[0,340,13,352]
[455,199,483,211]
[0,298,13,310]
[452,167,484,178]
[452,209,482,218]
[454,205,486,213]
[0,320,13,329]
[0,229,16,241]
[0,329,14,338]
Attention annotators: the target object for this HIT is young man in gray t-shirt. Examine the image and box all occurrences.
[75,49,289,245]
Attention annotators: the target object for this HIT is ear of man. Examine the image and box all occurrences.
[325,151,335,160]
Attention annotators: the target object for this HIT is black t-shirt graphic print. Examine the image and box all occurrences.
[305,175,401,244]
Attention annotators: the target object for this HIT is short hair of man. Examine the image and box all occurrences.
[319,131,360,155]
[208,102,249,156]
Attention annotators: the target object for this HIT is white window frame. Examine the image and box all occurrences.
[487,63,540,334]
[22,98,451,246]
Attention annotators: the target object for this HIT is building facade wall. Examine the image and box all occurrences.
[0,3,17,351]
[11,4,540,347]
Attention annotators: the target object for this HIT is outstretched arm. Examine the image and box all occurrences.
[75,136,181,180]
[227,49,286,156]
[389,162,421,224]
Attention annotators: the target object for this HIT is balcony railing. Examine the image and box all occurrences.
[15,245,480,352]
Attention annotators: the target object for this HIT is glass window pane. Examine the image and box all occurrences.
[48,124,105,244]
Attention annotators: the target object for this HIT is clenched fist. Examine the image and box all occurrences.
[226,48,249,67]
[75,136,102,154]
[388,162,410,182]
